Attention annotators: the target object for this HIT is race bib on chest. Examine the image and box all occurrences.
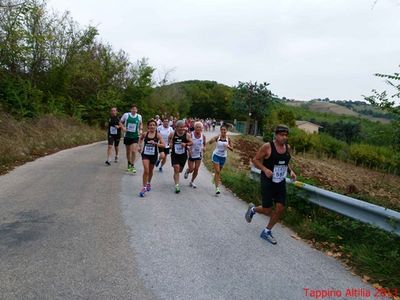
[174,143,185,154]
[110,126,118,135]
[144,144,156,155]
[192,145,201,158]
[272,165,287,183]
[127,123,136,132]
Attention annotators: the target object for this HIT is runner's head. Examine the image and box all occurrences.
[175,120,185,135]
[163,118,169,128]
[274,124,289,144]
[220,124,228,136]
[110,107,117,116]
[130,104,137,115]
[194,121,203,133]
[147,119,157,132]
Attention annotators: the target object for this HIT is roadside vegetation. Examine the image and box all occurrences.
[0,113,104,175]
[203,134,400,289]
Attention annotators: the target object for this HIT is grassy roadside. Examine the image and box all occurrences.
[204,134,400,290]
[0,113,105,175]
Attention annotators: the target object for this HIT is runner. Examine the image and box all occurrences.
[245,124,297,245]
[169,120,192,193]
[212,118,216,131]
[138,119,165,197]
[119,104,143,174]
[156,117,174,172]
[208,124,233,194]
[184,122,206,188]
[105,107,121,166]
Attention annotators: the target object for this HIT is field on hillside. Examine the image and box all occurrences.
[230,135,400,211]
[286,100,392,124]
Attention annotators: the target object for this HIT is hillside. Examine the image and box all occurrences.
[285,100,392,123]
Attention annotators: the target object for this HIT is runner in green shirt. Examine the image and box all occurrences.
[119,104,143,173]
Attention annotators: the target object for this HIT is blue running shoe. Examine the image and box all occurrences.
[260,230,277,245]
[245,203,255,223]
[159,167,163,172]
[146,183,151,192]
[139,187,146,197]
[155,159,160,167]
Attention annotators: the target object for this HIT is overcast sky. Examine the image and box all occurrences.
[47,0,400,102]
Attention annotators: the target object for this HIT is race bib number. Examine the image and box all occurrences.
[127,123,136,132]
[174,143,185,154]
[191,145,201,158]
[272,165,287,183]
[110,126,118,135]
[144,144,156,155]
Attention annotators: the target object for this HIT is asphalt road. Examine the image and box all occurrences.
[0,128,372,299]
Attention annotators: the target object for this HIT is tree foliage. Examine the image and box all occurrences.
[0,0,155,125]
[365,67,400,148]
[231,81,275,123]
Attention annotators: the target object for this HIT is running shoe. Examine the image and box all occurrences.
[131,166,137,174]
[260,230,277,245]
[114,156,118,163]
[155,159,160,167]
[184,169,189,179]
[159,167,163,172]
[139,187,146,197]
[146,183,151,192]
[175,184,180,194]
[105,161,111,166]
[216,187,220,194]
[245,203,256,223]
[189,181,197,188]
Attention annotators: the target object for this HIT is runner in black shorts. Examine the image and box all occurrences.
[105,107,121,165]
[156,118,174,172]
[168,120,192,193]
[245,125,297,245]
[138,119,165,197]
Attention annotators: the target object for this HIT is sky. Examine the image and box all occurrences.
[46,0,400,102]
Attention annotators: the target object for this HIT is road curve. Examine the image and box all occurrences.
[0,129,372,299]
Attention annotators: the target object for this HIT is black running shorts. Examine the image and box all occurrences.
[260,177,286,208]
[159,147,170,155]
[124,136,139,145]
[108,135,120,146]
[171,153,188,171]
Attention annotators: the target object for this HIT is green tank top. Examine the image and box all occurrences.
[125,113,140,138]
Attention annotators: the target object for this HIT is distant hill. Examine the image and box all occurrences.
[285,100,392,123]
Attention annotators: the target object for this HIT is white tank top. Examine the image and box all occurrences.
[212,136,229,158]
[157,125,174,148]
[190,132,204,159]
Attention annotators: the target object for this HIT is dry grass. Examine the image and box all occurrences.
[0,113,104,174]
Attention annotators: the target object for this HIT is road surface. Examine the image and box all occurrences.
[0,128,372,299]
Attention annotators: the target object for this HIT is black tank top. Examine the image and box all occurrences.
[172,132,188,155]
[262,141,291,182]
[142,132,158,156]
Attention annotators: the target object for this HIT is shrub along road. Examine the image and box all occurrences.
[0,132,372,299]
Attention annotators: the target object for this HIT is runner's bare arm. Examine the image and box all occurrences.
[183,132,193,147]
[253,143,272,178]
[227,138,233,151]
[168,132,174,148]
[138,132,146,152]
[207,136,218,144]
[157,133,165,148]
[287,144,297,181]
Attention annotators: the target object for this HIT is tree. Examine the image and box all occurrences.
[365,68,400,148]
[232,81,275,135]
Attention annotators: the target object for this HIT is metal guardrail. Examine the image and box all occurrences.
[250,166,400,236]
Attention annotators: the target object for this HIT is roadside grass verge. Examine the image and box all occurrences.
[0,113,105,175]
[203,134,400,289]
